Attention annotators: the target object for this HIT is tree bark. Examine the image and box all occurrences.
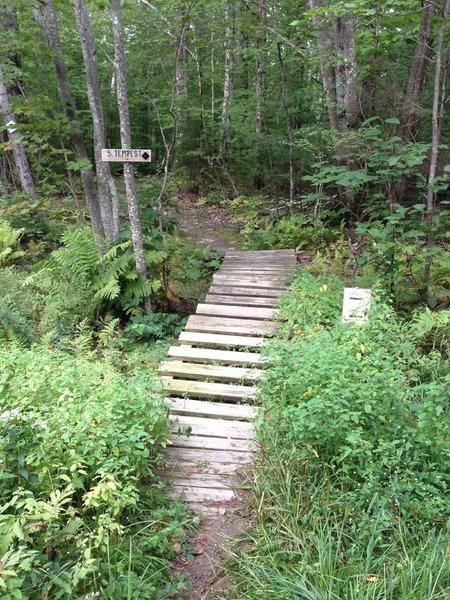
[75,0,119,241]
[277,43,294,214]
[255,0,265,136]
[219,1,234,161]
[308,0,338,129]
[109,0,152,313]
[0,63,36,199]
[423,0,450,302]
[175,5,188,142]
[402,0,437,142]
[39,0,104,243]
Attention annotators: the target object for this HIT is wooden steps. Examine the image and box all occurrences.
[159,361,263,383]
[178,331,266,348]
[159,249,297,510]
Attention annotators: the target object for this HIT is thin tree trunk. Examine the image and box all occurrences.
[39,0,104,243]
[211,32,215,125]
[109,0,152,314]
[255,0,265,136]
[277,43,294,214]
[0,63,36,199]
[75,0,118,241]
[423,0,450,302]
[219,1,234,162]
[175,5,188,142]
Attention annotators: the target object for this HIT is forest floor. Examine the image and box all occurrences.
[169,191,244,253]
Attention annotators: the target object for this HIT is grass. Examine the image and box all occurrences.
[224,441,449,599]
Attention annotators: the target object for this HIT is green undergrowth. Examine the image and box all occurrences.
[226,271,450,599]
[0,342,192,599]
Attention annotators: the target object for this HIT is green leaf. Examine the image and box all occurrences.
[385,117,400,125]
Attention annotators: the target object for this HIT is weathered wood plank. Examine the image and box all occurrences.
[178,331,266,348]
[166,396,257,420]
[186,315,276,336]
[213,275,286,289]
[162,460,243,476]
[205,294,279,308]
[170,415,255,439]
[168,487,235,502]
[164,447,251,464]
[171,434,253,452]
[160,361,263,382]
[209,285,284,297]
[167,346,264,365]
[171,474,237,490]
[225,249,295,257]
[162,377,256,401]
[196,303,276,320]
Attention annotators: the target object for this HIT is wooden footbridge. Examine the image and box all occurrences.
[159,250,296,512]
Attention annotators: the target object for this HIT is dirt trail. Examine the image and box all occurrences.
[169,192,244,253]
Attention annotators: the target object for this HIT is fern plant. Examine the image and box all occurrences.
[0,219,24,266]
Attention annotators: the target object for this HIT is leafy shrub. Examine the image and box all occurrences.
[227,271,450,597]
[0,343,187,598]
[126,313,187,341]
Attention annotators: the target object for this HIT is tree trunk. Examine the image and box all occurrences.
[255,0,265,136]
[402,0,437,142]
[109,0,152,314]
[219,1,234,161]
[308,0,338,129]
[423,0,450,302]
[39,0,104,243]
[175,6,188,142]
[75,0,119,241]
[0,63,36,199]
[333,14,359,129]
[277,43,294,214]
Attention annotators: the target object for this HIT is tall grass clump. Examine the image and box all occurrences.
[226,271,450,599]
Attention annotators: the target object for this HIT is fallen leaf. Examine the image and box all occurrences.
[218,507,226,516]
[366,575,381,583]
[172,542,182,553]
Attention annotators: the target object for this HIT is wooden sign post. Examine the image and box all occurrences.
[342,288,371,324]
[101,149,151,162]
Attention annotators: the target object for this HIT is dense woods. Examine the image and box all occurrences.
[0,0,449,598]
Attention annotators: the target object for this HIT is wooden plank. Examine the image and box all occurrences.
[170,415,255,439]
[196,303,276,320]
[205,294,278,308]
[225,249,295,256]
[162,377,256,401]
[213,275,286,289]
[178,331,266,348]
[171,434,253,452]
[172,475,234,490]
[168,487,235,502]
[162,460,243,476]
[166,397,257,420]
[164,447,251,464]
[167,346,264,366]
[186,315,276,336]
[160,361,263,382]
[209,285,284,297]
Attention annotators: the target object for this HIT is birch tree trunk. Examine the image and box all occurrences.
[333,14,359,130]
[0,63,36,198]
[39,0,104,243]
[219,1,234,161]
[423,0,450,301]
[109,0,152,314]
[75,0,119,241]
[175,6,188,142]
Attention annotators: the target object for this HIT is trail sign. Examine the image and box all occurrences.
[342,288,371,324]
[101,149,151,162]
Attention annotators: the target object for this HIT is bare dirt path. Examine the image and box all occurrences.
[169,192,244,254]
